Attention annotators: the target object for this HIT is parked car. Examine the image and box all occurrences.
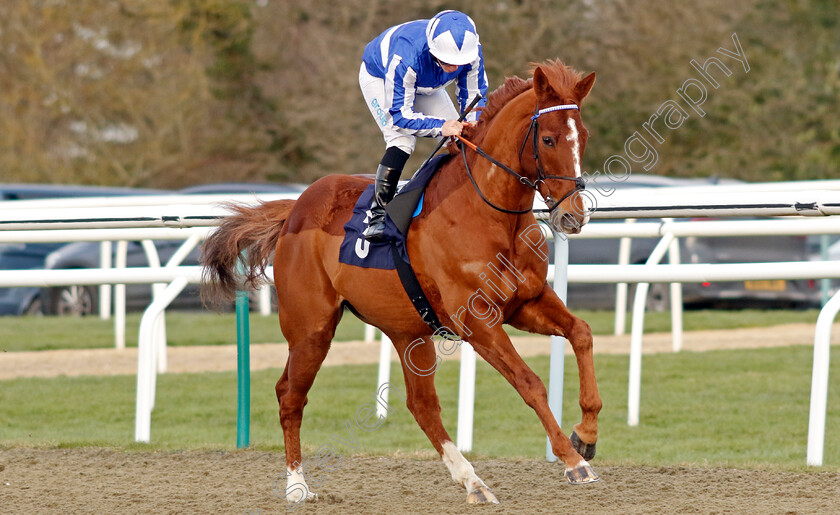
[0,183,167,202]
[807,236,840,302]
[39,182,306,316]
[561,175,819,310]
[41,240,204,316]
[0,184,168,316]
[0,242,65,315]
[178,182,308,195]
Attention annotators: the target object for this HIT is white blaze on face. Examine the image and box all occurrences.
[566,118,581,178]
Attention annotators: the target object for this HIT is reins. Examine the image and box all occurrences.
[457,103,585,215]
[457,136,533,214]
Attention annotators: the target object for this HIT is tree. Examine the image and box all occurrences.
[0,0,310,188]
[1,0,836,187]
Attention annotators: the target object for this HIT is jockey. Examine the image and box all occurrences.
[359,10,489,241]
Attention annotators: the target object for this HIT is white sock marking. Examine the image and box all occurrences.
[285,466,317,504]
[441,441,485,492]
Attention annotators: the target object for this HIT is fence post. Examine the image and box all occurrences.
[668,236,683,352]
[376,333,392,419]
[613,219,636,335]
[546,231,568,462]
[457,342,477,453]
[628,231,675,426]
[820,234,831,306]
[236,256,251,449]
[99,241,112,320]
[806,289,840,465]
[115,241,128,350]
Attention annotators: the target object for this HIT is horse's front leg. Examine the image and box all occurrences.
[466,325,599,484]
[508,283,602,462]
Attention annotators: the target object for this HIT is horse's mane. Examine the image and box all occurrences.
[477,76,533,126]
[529,59,583,94]
[464,76,530,144]
[465,59,582,145]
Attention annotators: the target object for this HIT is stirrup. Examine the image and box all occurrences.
[363,205,387,241]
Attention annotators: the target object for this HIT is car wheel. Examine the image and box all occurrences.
[646,283,670,312]
[49,285,98,317]
[23,297,44,316]
[629,283,670,313]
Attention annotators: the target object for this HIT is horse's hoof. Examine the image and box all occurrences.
[467,485,499,504]
[564,460,600,485]
[571,430,597,461]
[286,489,318,504]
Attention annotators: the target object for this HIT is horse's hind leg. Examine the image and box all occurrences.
[391,335,498,504]
[274,303,341,504]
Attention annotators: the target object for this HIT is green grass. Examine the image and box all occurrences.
[0,311,363,352]
[0,308,824,352]
[2,345,838,470]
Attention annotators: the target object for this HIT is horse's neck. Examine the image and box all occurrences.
[445,91,536,221]
[411,89,550,293]
[421,156,538,265]
[419,154,547,294]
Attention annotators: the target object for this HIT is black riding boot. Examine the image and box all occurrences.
[363,164,402,242]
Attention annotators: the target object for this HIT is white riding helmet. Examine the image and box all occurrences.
[425,10,480,66]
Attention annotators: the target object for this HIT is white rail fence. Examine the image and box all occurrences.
[1,184,839,466]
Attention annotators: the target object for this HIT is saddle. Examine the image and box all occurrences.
[338,154,452,269]
[338,154,457,336]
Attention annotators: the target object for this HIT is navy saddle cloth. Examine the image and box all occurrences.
[339,154,452,270]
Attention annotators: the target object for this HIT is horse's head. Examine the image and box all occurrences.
[523,62,595,235]
[455,61,595,234]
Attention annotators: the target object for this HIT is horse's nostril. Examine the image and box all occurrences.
[550,211,584,234]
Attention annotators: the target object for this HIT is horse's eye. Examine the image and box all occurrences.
[542,136,555,147]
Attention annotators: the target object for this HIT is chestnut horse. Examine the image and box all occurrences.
[201,60,601,505]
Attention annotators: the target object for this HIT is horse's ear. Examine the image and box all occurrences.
[574,72,596,102]
[533,66,555,100]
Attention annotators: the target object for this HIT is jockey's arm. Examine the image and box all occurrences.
[455,45,489,122]
[387,62,447,138]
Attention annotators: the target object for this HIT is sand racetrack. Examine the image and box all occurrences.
[3,323,840,513]
[2,447,840,514]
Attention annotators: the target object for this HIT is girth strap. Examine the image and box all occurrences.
[389,242,459,339]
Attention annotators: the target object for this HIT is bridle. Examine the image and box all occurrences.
[457,103,586,215]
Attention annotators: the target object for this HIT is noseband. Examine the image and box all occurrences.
[458,103,585,215]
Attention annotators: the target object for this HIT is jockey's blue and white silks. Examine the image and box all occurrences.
[361,19,488,139]
[425,11,480,65]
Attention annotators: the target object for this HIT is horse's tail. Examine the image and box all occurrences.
[200,199,295,307]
